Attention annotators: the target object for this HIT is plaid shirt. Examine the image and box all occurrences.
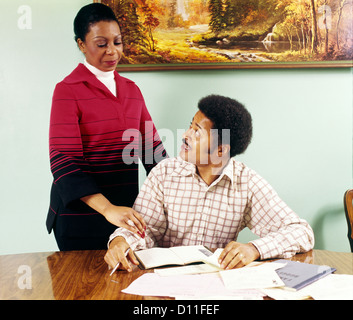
[109,157,314,259]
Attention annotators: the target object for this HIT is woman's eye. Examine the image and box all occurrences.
[97,43,107,48]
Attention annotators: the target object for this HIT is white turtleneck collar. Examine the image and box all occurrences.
[84,59,117,97]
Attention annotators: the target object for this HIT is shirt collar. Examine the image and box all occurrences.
[172,157,236,190]
[63,63,118,85]
[172,157,197,177]
[62,63,125,99]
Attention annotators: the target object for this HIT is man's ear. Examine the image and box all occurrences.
[218,144,231,157]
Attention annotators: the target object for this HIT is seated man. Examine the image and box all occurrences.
[105,95,314,272]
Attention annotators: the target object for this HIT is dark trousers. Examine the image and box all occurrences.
[52,213,116,251]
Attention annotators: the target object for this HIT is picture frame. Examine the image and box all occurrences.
[95,0,353,71]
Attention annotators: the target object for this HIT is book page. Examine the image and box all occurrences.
[169,245,212,264]
[135,247,184,269]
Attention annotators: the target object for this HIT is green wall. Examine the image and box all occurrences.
[0,0,352,254]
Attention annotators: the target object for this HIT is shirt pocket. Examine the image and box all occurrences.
[212,204,242,243]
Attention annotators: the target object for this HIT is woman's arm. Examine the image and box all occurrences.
[81,193,146,236]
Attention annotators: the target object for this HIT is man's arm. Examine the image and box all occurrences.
[245,173,314,260]
[218,173,314,269]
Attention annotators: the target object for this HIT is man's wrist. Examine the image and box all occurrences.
[109,236,126,248]
[248,242,261,260]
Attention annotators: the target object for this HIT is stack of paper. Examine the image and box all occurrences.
[262,274,353,300]
[219,262,285,290]
[119,248,353,300]
[121,253,286,299]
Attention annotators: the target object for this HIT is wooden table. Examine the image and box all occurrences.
[0,249,352,300]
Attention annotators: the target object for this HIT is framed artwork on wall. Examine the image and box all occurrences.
[94,0,353,71]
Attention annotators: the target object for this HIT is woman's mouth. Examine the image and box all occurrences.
[104,60,117,66]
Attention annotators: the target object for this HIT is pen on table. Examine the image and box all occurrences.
[110,248,131,276]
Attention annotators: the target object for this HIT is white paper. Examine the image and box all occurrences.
[263,273,353,300]
[220,262,286,290]
[155,263,219,276]
[203,248,223,268]
[121,272,265,299]
[301,274,353,300]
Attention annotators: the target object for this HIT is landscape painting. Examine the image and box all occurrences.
[95,0,353,70]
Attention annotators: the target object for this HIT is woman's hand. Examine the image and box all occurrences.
[218,241,260,269]
[81,193,146,237]
[102,204,146,237]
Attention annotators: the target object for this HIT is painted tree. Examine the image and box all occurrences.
[336,0,352,50]
[112,0,146,51]
[310,0,319,53]
[167,0,178,28]
[141,4,160,51]
[208,0,225,34]
[223,0,241,29]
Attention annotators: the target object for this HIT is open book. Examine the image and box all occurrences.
[135,245,214,270]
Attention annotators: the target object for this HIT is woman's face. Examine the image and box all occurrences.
[77,20,123,72]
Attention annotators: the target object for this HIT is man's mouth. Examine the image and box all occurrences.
[182,138,191,150]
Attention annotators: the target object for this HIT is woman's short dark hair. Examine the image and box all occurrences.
[74,3,119,42]
[198,95,253,158]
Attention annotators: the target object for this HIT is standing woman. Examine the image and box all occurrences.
[46,3,167,251]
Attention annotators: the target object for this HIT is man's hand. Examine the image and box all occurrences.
[218,242,260,269]
[104,237,140,272]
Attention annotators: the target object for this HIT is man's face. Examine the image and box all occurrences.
[179,111,219,166]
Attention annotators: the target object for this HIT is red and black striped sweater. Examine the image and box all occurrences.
[46,64,167,243]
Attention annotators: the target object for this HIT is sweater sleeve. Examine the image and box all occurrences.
[49,82,100,207]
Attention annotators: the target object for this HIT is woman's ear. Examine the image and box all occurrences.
[77,38,86,54]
